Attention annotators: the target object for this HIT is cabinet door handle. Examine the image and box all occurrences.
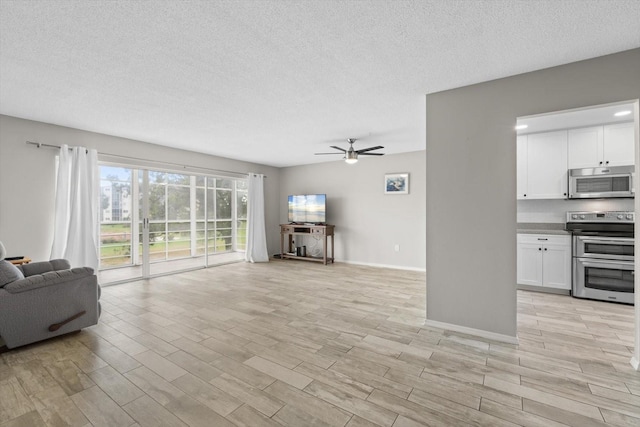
[538,248,542,251]
[599,161,603,165]
[606,161,609,165]
[544,248,548,251]
[537,238,548,241]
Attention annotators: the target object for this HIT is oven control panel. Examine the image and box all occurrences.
[566,211,634,223]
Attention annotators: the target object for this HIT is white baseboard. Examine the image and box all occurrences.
[339,259,426,273]
[424,319,519,345]
[631,357,640,371]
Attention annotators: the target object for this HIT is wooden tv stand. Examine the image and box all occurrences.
[280,224,335,265]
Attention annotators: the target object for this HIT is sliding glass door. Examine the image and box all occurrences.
[98,164,247,284]
[145,171,202,276]
[99,166,139,282]
[204,177,247,262]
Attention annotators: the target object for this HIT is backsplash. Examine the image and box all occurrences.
[517,199,634,223]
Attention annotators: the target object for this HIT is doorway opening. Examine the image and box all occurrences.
[516,99,639,369]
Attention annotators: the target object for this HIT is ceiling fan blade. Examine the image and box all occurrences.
[358,152,385,156]
[330,146,347,152]
[355,145,384,154]
[314,152,343,155]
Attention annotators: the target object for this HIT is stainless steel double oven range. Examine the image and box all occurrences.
[566,211,634,305]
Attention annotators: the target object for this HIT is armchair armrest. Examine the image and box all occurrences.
[4,267,95,294]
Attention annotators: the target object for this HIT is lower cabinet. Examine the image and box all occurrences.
[517,234,571,290]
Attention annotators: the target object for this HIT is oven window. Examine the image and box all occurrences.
[576,176,630,193]
[585,267,634,293]
[583,242,634,257]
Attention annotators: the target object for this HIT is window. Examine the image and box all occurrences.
[99,164,247,270]
[100,166,133,267]
[236,180,248,251]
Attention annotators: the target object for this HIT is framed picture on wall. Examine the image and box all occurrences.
[384,173,409,194]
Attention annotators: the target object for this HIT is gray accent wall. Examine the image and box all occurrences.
[279,151,426,270]
[426,48,640,338]
[0,115,281,261]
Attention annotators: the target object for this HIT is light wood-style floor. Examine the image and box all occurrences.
[1,261,639,426]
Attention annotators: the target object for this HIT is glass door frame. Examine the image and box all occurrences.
[140,169,150,277]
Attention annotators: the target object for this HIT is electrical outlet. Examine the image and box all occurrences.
[394,244,400,252]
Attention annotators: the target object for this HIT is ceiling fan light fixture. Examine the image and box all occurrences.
[345,151,358,164]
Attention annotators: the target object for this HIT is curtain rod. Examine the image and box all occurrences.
[25,141,266,178]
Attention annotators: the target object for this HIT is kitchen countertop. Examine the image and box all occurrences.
[517,222,570,235]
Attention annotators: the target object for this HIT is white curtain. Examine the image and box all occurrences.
[245,173,269,263]
[50,145,100,270]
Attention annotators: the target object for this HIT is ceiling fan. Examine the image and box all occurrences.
[315,138,385,164]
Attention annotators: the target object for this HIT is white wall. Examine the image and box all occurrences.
[0,115,281,261]
[279,151,426,270]
[518,199,634,223]
[426,48,640,341]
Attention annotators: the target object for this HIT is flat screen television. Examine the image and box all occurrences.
[288,194,326,224]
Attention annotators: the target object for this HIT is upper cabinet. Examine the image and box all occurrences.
[568,122,634,169]
[603,122,635,167]
[519,121,634,200]
[516,135,528,199]
[567,126,603,169]
[517,131,567,200]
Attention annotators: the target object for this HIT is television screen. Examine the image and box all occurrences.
[288,194,326,224]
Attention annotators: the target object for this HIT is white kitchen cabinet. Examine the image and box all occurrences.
[541,240,572,289]
[517,234,571,291]
[517,240,543,285]
[568,126,603,169]
[603,122,634,167]
[516,135,528,199]
[567,122,634,168]
[519,130,568,200]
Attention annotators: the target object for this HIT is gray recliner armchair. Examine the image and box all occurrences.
[0,258,101,350]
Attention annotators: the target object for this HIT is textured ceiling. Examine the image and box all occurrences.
[1,1,639,167]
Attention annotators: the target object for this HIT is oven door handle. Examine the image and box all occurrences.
[579,259,635,269]
[576,236,635,245]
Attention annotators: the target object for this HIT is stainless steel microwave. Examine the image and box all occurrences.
[568,166,634,199]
